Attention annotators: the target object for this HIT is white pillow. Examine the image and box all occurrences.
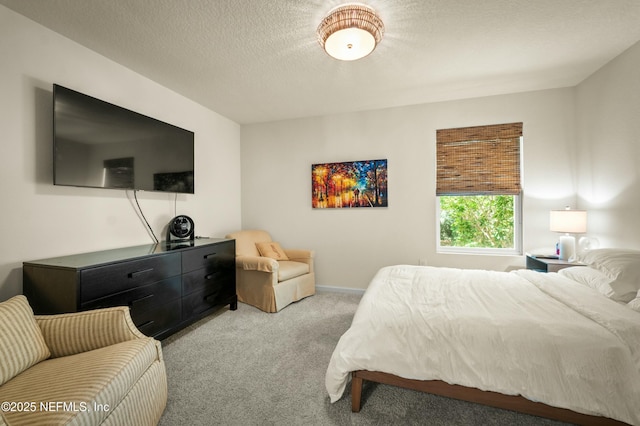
[558,266,635,302]
[627,290,640,312]
[577,249,640,297]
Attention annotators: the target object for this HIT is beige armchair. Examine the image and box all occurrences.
[0,295,166,426]
[224,230,315,313]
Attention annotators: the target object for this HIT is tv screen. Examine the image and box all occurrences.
[53,84,195,194]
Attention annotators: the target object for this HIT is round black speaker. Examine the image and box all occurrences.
[166,215,195,242]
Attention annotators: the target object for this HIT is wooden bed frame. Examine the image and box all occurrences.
[351,370,628,426]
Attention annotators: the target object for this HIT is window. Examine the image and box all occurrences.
[436,122,523,255]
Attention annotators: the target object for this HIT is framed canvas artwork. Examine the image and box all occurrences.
[312,159,387,208]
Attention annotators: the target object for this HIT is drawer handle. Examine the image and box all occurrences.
[129,268,154,279]
[137,320,154,329]
[203,252,217,259]
[205,273,218,280]
[129,294,154,307]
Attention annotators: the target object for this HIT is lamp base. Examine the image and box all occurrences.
[558,235,575,261]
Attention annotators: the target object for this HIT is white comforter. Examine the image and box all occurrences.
[325,265,640,425]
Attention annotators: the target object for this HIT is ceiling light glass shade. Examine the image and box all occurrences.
[317,3,384,61]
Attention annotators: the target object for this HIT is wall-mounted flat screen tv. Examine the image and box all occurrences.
[53,84,195,194]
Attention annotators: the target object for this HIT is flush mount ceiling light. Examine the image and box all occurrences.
[317,3,385,61]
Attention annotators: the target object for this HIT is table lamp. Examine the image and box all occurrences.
[550,207,587,261]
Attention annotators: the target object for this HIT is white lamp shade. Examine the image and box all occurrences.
[549,210,587,234]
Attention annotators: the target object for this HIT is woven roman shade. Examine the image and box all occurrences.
[436,122,522,196]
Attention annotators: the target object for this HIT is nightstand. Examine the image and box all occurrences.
[525,254,585,273]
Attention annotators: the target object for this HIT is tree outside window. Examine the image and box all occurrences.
[439,195,515,249]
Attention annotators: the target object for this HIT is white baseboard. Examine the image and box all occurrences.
[316,285,365,296]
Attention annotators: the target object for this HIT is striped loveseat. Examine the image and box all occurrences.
[0,295,167,426]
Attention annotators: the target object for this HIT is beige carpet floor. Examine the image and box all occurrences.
[158,291,565,426]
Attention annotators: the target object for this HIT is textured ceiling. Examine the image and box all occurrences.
[2,0,640,124]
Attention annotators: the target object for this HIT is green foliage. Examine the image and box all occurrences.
[439,195,515,248]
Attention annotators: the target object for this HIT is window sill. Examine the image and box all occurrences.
[437,247,522,256]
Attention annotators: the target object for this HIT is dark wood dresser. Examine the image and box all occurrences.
[23,238,236,340]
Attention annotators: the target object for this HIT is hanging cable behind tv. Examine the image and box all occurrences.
[131,190,159,244]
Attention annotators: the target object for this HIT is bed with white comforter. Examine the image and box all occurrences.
[325,261,640,425]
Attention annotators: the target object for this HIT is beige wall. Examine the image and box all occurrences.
[0,6,242,300]
[241,88,580,290]
[575,41,640,249]
[241,43,640,292]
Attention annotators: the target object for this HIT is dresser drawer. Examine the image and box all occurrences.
[182,280,234,317]
[130,298,182,337]
[80,253,181,302]
[80,276,181,312]
[182,241,235,273]
[182,267,234,295]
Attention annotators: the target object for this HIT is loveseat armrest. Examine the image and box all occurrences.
[236,255,278,273]
[35,306,148,359]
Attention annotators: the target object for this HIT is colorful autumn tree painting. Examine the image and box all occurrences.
[312,159,387,208]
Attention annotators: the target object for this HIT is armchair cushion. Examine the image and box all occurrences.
[278,261,310,281]
[0,296,50,386]
[256,241,289,260]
